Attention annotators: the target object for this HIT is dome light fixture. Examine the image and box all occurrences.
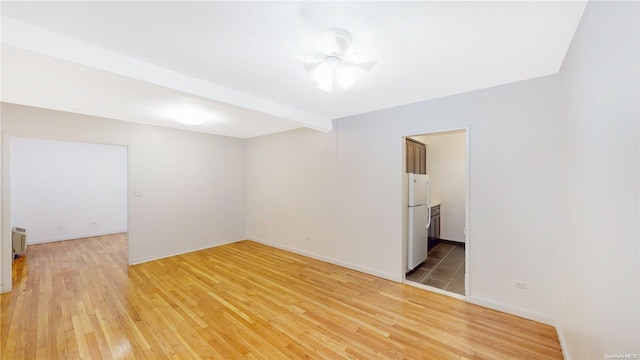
[173,107,210,125]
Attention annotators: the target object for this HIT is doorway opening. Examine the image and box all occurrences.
[5,137,129,291]
[403,129,468,298]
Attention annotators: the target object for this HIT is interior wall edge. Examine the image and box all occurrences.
[130,237,244,265]
[556,326,572,360]
[247,236,403,283]
[468,295,556,326]
[1,102,247,270]
[1,131,12,294]
[26,231,128,245]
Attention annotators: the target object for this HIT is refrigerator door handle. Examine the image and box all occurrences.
[425,177,432,229]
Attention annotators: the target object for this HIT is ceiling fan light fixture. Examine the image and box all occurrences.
[317,77,333,92]
[336,68,356,89]
[313,61,332,81]
[312,58,357,92]
[303,28,375,92]
[313,57,340,92]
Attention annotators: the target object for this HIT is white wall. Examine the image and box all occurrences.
[1,3,637,356]
[247,73,564,322]
[247,1,639,355]
[0,104,3,293]
[556,2,639,358]
[414,132,466,243]
[1,103,246,288]
[10,137,127,243]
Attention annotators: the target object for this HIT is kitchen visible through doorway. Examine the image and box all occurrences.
[403,129,468,298]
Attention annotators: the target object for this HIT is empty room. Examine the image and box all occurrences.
[1,1,638,359]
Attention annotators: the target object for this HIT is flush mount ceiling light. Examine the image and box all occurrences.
[303,28,376,92]
[173,106,211,125]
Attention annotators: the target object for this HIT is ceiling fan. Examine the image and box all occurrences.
[303,28,377,92]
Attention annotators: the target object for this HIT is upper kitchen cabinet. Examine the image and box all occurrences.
[406,138,426,174]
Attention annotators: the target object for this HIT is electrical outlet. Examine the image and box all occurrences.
[514,280,529,289]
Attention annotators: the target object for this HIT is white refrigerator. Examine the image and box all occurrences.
[408,173,431,271]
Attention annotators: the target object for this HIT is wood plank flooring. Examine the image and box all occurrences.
[1,234,563,359]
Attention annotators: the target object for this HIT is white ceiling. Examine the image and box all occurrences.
[1,1,586,139]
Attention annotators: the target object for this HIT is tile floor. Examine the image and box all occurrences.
[406,242,465,295]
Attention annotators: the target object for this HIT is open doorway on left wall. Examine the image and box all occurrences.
[8,137,128,276]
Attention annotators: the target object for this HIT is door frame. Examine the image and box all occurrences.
[1,133,132,294]
[401,126,470,301]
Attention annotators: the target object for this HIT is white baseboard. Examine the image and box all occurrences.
[27,230,128,245]
[130,238,243,265]
[247,236,402,282]
[469,297,566,357]
[469,295,556,326]
[556,324,571,360]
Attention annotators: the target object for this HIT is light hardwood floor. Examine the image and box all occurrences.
[1,234,563,359]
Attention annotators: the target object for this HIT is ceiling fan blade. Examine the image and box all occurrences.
[357,61,377,72]
[303,61,322,73]
[342,60,377,72]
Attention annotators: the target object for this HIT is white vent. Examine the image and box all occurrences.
[12,227,26,256]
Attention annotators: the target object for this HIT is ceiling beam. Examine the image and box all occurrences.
[1,16,333,132]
